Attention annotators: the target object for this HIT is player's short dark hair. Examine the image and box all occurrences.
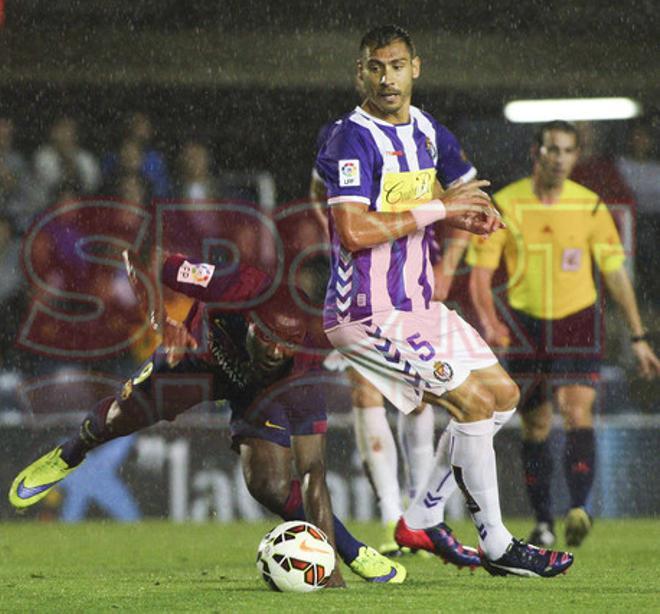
[534,120,580,148]
[359,25,416,57]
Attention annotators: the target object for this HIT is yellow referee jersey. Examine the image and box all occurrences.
[467,177,625,319]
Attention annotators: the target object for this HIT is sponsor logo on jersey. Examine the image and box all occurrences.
[176,260,215,287]
[338,159,360,187]
[433,361,454,382]
[381,169,436,212]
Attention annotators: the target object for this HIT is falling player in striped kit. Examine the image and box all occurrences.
[315,24,574,577]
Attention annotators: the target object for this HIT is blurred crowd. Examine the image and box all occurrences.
[0,110,327,418]
[0,110,658,418]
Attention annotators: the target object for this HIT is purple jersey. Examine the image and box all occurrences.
[315,105,475,329]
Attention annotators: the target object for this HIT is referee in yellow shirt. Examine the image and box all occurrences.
[468,120,659,548]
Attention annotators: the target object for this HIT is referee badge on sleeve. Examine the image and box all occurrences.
[339,159,360,187]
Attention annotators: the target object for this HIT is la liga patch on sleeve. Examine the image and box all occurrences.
[176,260,215,287]
[338,159,360,187]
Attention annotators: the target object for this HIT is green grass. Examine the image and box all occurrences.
[1,519,659,612]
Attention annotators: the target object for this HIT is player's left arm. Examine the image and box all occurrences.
[591,204,660,379]
[122,249,198,366]
[602,267,660,380]
[160,253,270,305]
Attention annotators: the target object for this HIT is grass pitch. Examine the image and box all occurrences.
[1,519,659,612]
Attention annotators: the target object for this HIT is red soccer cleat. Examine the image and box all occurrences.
[395,517,481,570]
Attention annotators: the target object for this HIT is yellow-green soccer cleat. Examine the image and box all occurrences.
[349,545,407,583]
[378,521,408,556]
[565,507,593,547]
[8,447,79,510]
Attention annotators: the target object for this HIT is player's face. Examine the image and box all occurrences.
[358,39,420,123]
[246,321,300,373]
[535,129,580,187]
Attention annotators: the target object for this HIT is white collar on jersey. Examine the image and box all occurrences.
[353,105,416,128]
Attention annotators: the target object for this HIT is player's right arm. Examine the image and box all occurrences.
[308,168,330,237]
[331,179,499,252]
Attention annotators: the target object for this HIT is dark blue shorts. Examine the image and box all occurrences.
[505,305,602,377]
[118,352,328,451]
[230,403,328,452]
[229,373,329,452]
[504,306,602,407]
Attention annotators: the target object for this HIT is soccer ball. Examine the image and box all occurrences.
[256,521,336,593]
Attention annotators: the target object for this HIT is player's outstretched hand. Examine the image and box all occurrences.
[632,340,660,380]
[441,179,504,236]
[162,318,198,367]
[483,319,511,348]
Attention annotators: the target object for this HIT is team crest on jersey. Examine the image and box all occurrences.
[120,379,133,400]
[433,361,453,382]
[425,137,438,162]
[338,159,360,187]
[176,260,215,287]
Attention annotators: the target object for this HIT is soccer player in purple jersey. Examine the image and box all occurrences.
[9,250,406,587]
[312,120,471,560]
[315,24,574,577]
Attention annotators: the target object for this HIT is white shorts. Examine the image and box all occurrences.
[326,303,498,414]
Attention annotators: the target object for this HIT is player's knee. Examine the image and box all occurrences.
[299,462,327,501]
[496,377,520,412]
[347,368,382,408]
[521,411,552,442]
[559,405,593,430]
[351,385,383,408]
[462,385,497,421]
[410,403,428,415]
[105,400,152,436]
[245,472,289,513]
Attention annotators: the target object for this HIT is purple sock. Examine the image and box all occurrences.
[564,428,596,509]
[282,480,363,564]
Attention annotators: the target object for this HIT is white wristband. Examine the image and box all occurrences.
[410,199,447,229]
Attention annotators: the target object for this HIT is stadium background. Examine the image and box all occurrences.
[0,1,658,522]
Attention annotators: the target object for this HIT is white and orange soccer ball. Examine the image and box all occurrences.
[256,521,336,593]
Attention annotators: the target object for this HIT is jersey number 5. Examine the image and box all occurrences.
[406,332,436,362]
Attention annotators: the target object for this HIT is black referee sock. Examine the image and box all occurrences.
[564,428,596,509]
[522,440,554,524]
